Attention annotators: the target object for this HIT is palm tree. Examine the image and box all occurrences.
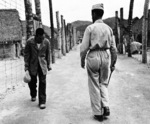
[127,0,134,57]
[142,0,150,63]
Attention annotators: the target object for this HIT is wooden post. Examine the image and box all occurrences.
[56,11,61,58]
[120,8,124,54]
[48,0,55,63]
[72,26,74,48]
[66,23,69,52]
[34,0,42,27]
[67,23,72,51]
[115,11,119,48]
[73,27,77,49]
[127,0,134,57]
[64,19,68,53]
[24,0,34,39]
[148,10,150,47]
[142,0,150,63]
[61,15,66,56]
[55,11,61,57]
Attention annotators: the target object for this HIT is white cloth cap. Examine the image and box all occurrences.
[92,3,104,11]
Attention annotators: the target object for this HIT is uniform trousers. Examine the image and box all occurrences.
[86,50,111,115]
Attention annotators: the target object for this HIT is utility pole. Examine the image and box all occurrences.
[24,0,34,39]
[142,0,150,63]
[56,11,61,58]
[34,0,42,27]
[127,0,134,57]
[48,0,55,63]
[120,8,124,54]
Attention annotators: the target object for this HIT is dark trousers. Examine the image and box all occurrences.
[28,64,46,104]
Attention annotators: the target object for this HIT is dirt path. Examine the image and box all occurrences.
[0,45,150,124]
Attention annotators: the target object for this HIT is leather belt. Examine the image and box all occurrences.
[90,48,110,52]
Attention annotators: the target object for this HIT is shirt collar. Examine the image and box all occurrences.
[94,19,103,23]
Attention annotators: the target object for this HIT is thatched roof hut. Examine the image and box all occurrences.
[0,9,22,44]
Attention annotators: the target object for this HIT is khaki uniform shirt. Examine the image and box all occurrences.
[80,19,117,66]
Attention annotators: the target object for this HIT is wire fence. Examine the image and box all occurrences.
[0,0,25,99]
[0,0,75,99]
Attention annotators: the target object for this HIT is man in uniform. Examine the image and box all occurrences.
[80,3,117,121]
[24,28,51,109]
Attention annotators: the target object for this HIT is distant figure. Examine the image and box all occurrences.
[130,41,142,54]
[24,28,52,109]
[80,3,117,121]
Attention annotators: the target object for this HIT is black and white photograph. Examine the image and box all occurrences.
[0,0,150,124]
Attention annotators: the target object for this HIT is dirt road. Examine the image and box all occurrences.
[0,45,150,124]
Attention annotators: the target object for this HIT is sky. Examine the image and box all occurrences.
[39,0,145,27]
[0,0,146,27]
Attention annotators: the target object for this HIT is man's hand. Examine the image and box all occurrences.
[48,67,52,71]
[81,62,85,69]
[25,70,29,75]
[111,66,115,72]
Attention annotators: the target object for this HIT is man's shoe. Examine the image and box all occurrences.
[31,97,36,102]
[39,104,46,109]
[103,107,110,116]
[94,115,103,122]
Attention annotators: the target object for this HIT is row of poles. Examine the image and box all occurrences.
[24,0,77,64]
[115,0,150,63]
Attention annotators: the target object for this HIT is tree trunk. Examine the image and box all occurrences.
[142,0,150,63]
[127,0,134,57]
[34,0,42,27]
[24,0,34,40]
[48,0,55,63]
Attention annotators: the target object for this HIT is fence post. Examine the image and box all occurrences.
[24,0,34,39]
[67,23,72,51]
[142,0,150,63]
[48,0,55,63]
[61,15,66,56]
[120,8,124,54]
[115,11,119,48]
[34,0,42,27]
[127,0,134,57]
[64,19,68,53]
[56,11,61,58]
[73,27,77,49]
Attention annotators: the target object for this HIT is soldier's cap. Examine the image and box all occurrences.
[92,3,104,11]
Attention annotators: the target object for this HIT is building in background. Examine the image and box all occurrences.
[0,9,22,59]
